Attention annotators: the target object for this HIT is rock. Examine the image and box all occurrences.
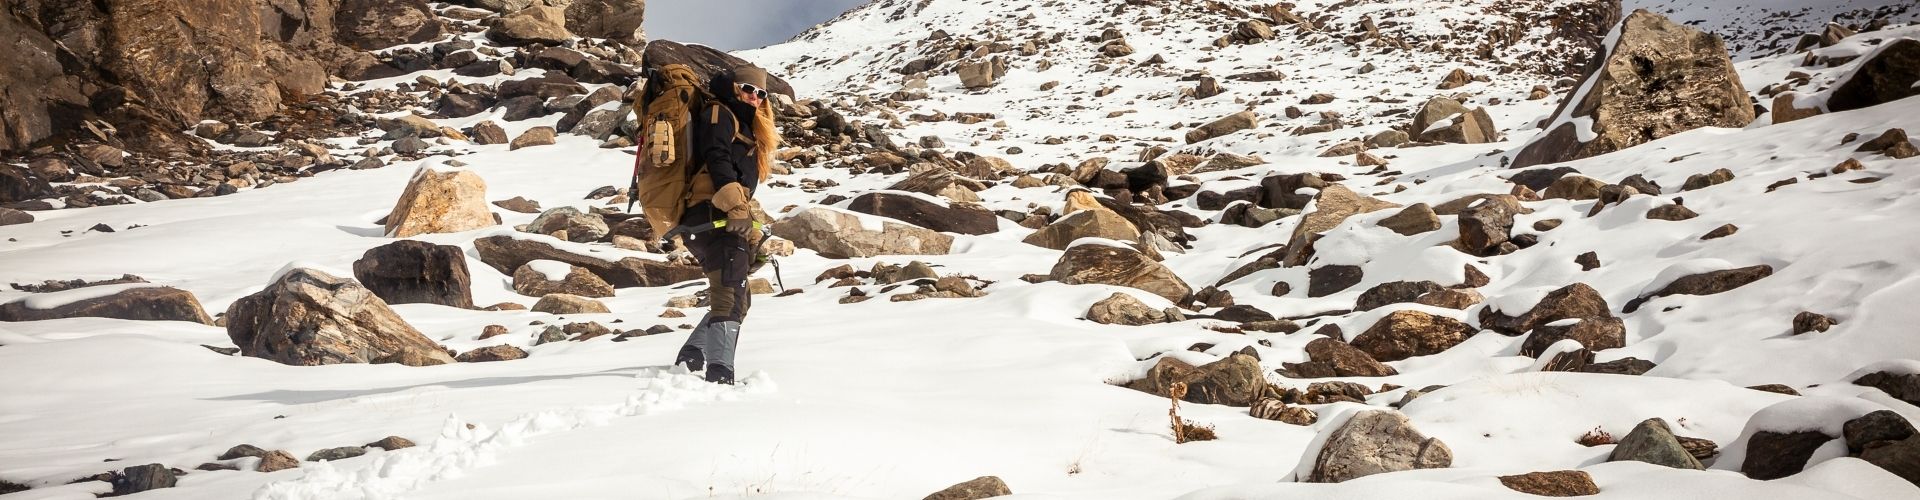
[258,450,299,472]
[1793,312,1838,335]
[1023,207,1141,250]
[351,240,474,308]
[1378,203,1441,236]
[1437,68,1473,89]
[1300,337,1397,377]
[1051,244,1191,303]
[1367,129,1412,149]
[392,136,430,155]
[1127,354,1274,407]
[1742,430,1834,480]
[1,165,53,204]
[218,444,267,460]
[1456,195,1523,256]
[1609,418,1704,469]
[0,207,34,226]
[1645,204,1699,221]
[474,235,705,288]
[471,121,511,145]
[956,57,1006,89]
[1283,185,1399,266]
[1624,265,1773,313]
[1543,175,1608,200]
[0,285,212,324]
[1860,436,1920,486]
[1482,283,1612,335]
[1356,281,1445,311]
[306,446,367,462]
[770,207,954,258]
[335,0,442,50]
[1857,128,1917,158]
[1521,317,1627,356]
[510,126,558,150]
[226,268,454,366]
[922,476,1011,500]
[1854,370,1920,408]
[367,436,416,451]
[847,192,998,236]
[1185,111,1259,144]
[640,40,796,98]
[487,6,573,46]
[457,345,529,362]
[1306,265,1364,298]
[1086,292,1167,326]
[111,464,177,496]
[564,0,646,45]
[531,294,610,314]
[1250,398,1319,425]
[1498,470,1600,496]
[1845,410,1916,454]
[1701,224,1739,240]
[385,164,493,238]
[1511,10,1755,168]
[1417,289,1485,310]
[1351,310,1478,362]
[1305,410,1453,482]
[513,261,615,298]
[1580,357,1657,375]
[1409,97,1498,144]
[1828,39,1920,113]
[1681,168,1734,191]
[526,207,609,243]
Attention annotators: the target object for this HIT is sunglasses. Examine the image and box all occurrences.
[736,83,768,100]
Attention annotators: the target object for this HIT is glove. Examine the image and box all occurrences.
[726,217,753,238]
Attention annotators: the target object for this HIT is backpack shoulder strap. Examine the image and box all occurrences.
[706,103,746,145]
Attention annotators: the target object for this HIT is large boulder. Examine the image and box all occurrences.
[1287,337,1398,377]
[486,6,574,46]
[474,235,705,288]
[334,0,443,50]
[1456,194,1524,256]
[1283,185,1399,266]
[1409,97,1498,144]
[1127,354,1276,407]
[226,268,454,366]
[1481,283,1612,335]
[956,57,1007,89]
[385,164,494,238]
[0,285,212,324]
[1305,410,1453,482]
[641,41,795,98]
[351,240,474,308]
[1350,310,1478,362]
[1510,10,1754,168]
[1050,243,1191,303]
[846,192,998,236]
[1608,418,1704,469]
[769,207,954,258]
[1185,111,1259,144]
[1828,39,1920,113]
[564,0,646,46]
[1022,207,1142,250]
[512,260,615,298]
[1,165,53,203]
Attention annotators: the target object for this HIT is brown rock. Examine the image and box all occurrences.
[512,261,616,298]
[1306,265,1364,298]
[474,235,705,288]
[487,6,573,46]
[1126,354,1276,407]
[1520,317,1627,356]
[1355,281,1444,311]
[1625,265,1773,313]
[336,0,443,50]
[352,240,475,308]
[1378,203,1441,236]
[1742,430,1834,480]
[0,285,212,324]
[1543,175,1607,200]
[510,126,558,150]
[1283,185,1398,266]
[922,476,1011,500]
[531,294,610,314]
[1792,311,1837,335]
[385,165,494,238]
[1023,207,1142,250]
[1305,410,1453,482]
[1050,244,1191,304]
[1457,195,1524,256]
[1085,292,1167,326]
[1498,470,1600,496]
[770,207,954,258]
[847,192,998,236]
[1351,310,1477,362]
[456,344,529,362]
[257,450,300,472]
[1482,283,1612,335]
[1302,337,1397,377]
[226,268,454,366]
[1828,39,1920,113]
[1185,111,1259,144]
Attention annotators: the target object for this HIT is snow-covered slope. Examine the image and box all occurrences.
[3,0,1920,499]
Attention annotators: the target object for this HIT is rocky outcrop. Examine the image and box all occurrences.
[226,268,454,366]
[1828,39,1920,113]
[1511,10,1754,168]
[386,165,494,238]
[1050,243,1191,303]
[474,235,705,288]
[351,240,474,308]
[563,0,646,46]
[1305,410,1453,482]
[770,207,954,258]
[0,285,212,324]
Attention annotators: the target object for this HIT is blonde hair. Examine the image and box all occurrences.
[751,100,779,182]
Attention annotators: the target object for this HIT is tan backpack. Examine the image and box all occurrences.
[631,64,731,238]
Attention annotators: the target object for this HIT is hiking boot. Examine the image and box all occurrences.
[705,364,735,385]
[675,345,705,372]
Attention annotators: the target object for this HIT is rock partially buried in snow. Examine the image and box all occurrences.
[385,163,493,238]
[1498,470,1600,496]
[1050,243,1191,304]
[0,285,212,324]
[1482,283,1613,335]
[1378,203,1440,236]
[111,464,177,496]
[846,192,998,236]
[486,5,572,46]
[770,207,953,258]
[525,206,609,243]
[1185,111,1258,144]
[1284,185,1398,266]
[1305,410,1452,482]
[1624,265,1773,313]
[512,260,614,298]
[922,476,1011,500]
[473,235,704,288]
[1350,310,1478,362]
[1609,418,1704,470]
[1128,354,1276,407]
[531,293,610,314]
[1085,292,1167,326]
[1510,10,1754,169]
[456,344,529,362]
[351,240,474,308]
[1828,39,1920,114]
[226,268,455,367]
[1022,206,1140,250]
[510,126,558,150]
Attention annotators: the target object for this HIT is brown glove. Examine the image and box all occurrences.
[713,182,753,220]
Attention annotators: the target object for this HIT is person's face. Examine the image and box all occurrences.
[735,84,765,107]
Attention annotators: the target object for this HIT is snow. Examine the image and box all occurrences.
[524,260,573,282]
[13,283,165,310]
[1712,396,1904,475]
[3,0,1920,499]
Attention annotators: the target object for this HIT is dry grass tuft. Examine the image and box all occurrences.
[1577,426,1615,447]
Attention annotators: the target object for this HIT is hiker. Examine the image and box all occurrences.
[667,65,779,384]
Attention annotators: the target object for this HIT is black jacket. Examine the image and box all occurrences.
[684,73,762,223]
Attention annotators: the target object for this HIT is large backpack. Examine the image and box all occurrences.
[631,64,728,238]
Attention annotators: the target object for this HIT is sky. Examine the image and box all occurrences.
[643,0,872,52]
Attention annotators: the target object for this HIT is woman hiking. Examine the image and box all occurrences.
[672,64,779,385]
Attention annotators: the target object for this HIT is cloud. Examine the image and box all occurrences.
[643,0,870,52]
